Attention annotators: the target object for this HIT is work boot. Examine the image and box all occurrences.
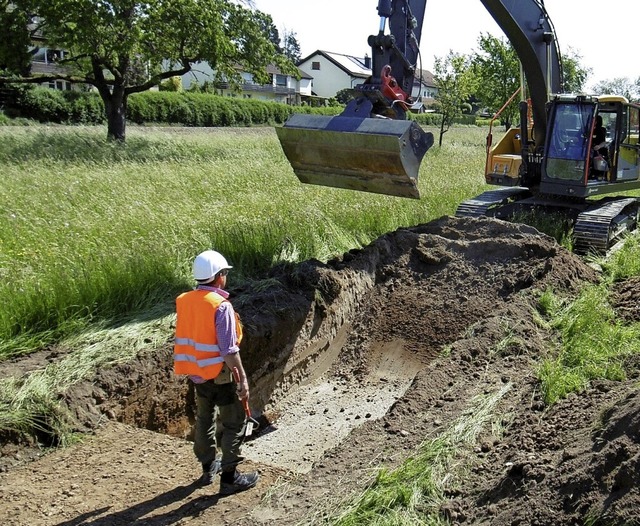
[199,458,221,485]
[219,469,259,495]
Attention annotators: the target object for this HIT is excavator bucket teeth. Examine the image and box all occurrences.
[276,114,434,199]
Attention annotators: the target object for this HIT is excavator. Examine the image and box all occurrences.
[275,0,640,254]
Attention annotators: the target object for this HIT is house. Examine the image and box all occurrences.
[26,17,75,91]
[297,50,438,106]
[297,50,371,100]
[411,69,438,111]
[181,63,310,105]
[29,46,74,91]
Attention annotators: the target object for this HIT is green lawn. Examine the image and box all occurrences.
[0,124,490,358]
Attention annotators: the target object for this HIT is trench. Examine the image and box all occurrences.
[105,234,427,474]
[80,217,587,476]
[110,320,423,475]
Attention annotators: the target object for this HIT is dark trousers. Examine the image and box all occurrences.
[192,380,246,472]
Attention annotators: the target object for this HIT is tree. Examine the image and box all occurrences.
[0,0,296,140]
[433,51,475,147]
[0,1,32,76]
[471,33,519,130]
[562,47,591,94]
[281,30,301,63]
[592,77,640,101]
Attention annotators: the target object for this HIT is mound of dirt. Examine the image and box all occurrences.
[1,216,639,526]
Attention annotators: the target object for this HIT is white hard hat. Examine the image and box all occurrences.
[192,250,232,282]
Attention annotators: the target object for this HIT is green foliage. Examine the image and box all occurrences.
[538,284,640,404]
[20,87,69,123]
[470,33,519,130]
[3,86,105,124]
[562,47,592,93]
[159,76,183,92]
[0,2,32,76]
[281,30,302,63]
[126,91,297,126]
[592,77,640,101]
[433,51,476,146]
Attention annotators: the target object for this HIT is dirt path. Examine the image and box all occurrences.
[1,216,639,525]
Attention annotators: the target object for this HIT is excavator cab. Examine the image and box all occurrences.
[276,0,433,199]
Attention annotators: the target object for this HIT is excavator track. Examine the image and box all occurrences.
[573,198,640,255]
[455,187,532,218]
[458,190,639,256]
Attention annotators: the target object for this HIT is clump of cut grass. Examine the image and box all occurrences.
[491,321,526,356]
[538,284,640,404]
[309,384,511,526]
[0,305,175,444]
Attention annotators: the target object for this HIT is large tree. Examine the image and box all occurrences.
[433,51,475,147]
[0,1,32,76]
[471,33,520,130]
[562,47,591,94]
[0,0,295,140]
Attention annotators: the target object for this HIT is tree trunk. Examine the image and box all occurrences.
[439,116,447,147]
[103,92,127,142]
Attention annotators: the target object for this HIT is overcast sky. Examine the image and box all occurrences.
[252,0,639,90]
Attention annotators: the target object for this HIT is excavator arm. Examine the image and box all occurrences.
[479,0,562,150]
[276,0,433,199]
[276,0,562,199]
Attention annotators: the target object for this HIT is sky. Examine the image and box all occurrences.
[252,0,640,90]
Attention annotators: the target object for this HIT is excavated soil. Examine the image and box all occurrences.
[1,216,640,526]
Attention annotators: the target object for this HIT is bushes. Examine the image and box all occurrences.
[1,86,105,124]
[2,85,344,127]
[126,91,302,126]
[411,113,480,126]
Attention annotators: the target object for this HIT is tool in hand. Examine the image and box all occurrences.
[232,367,260,437]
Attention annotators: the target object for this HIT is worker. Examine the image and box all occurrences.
[174,249,259,495]
[591,114,609,177]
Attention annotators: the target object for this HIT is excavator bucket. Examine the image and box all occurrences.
[276,114,434,199]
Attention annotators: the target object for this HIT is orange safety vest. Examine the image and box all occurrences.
[174,289,243,380]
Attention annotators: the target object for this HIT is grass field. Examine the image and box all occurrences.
[0,124,490,359]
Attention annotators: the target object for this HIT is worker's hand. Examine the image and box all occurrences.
[236,379,249,401]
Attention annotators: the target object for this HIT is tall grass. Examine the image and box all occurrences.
[537,237,640,404]
[0,125,490,359]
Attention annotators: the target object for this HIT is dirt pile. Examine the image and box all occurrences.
[1,216,639,526]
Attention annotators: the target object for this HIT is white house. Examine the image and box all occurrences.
[297,50,438,106]
[181,63,311,105]
[297,50,370,99]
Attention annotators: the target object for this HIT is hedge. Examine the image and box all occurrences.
[1,86,486,128]
[0,86,343,127]
[410,113,479,126]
